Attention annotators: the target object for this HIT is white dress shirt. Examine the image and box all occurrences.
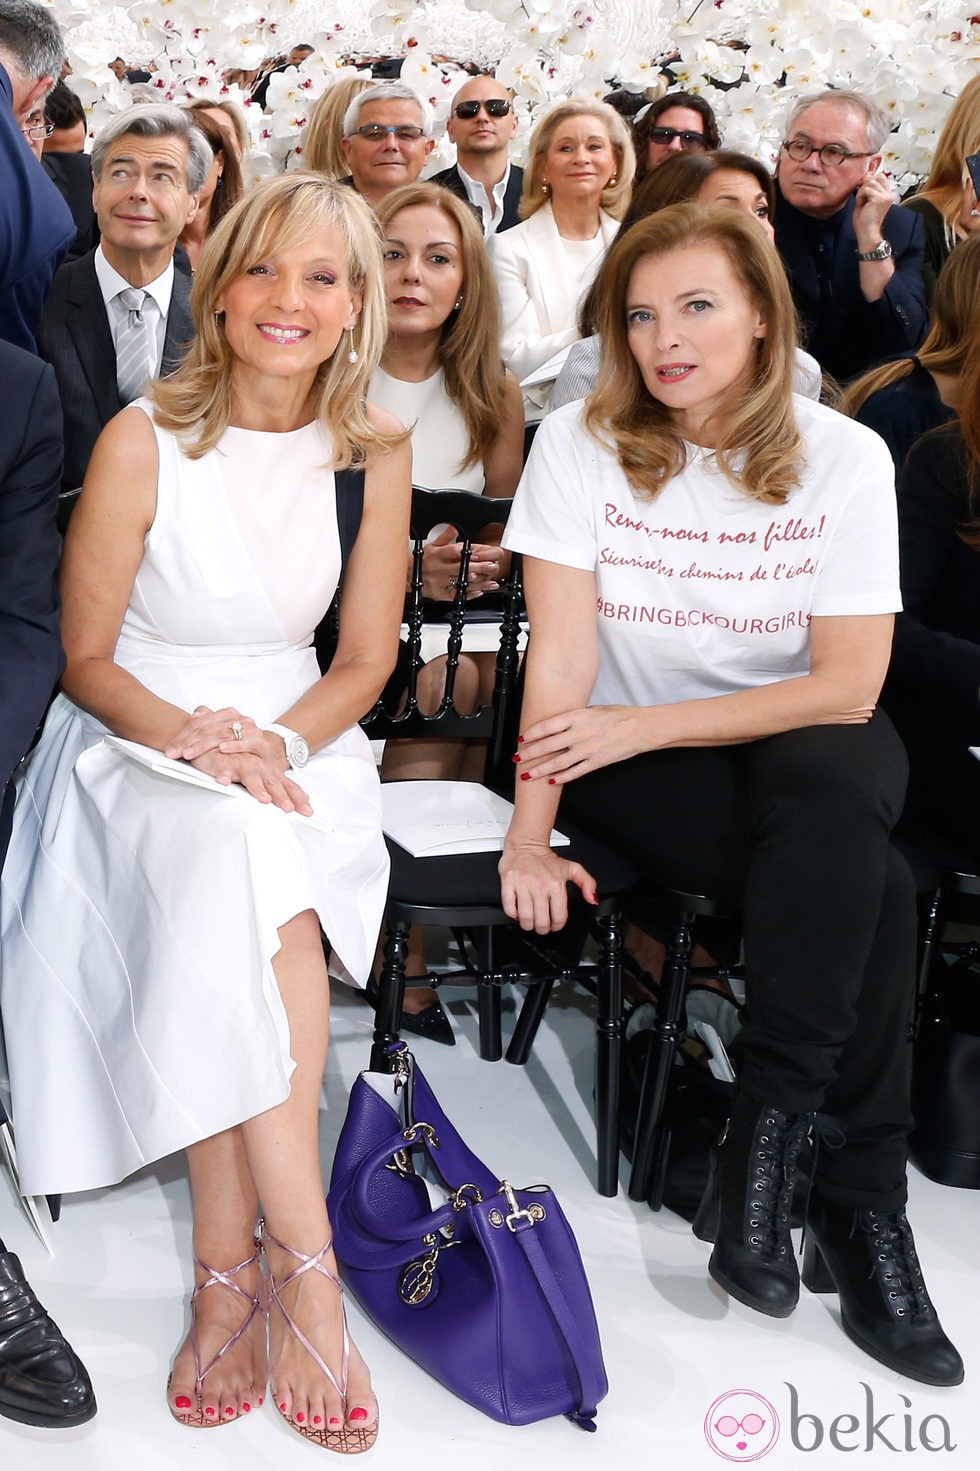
[94,245,175,372]
[456,160,512,238]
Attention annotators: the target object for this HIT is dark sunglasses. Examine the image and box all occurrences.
[647,125,707,151]
[453,99,512,120]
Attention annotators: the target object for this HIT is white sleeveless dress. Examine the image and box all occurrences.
[0,405,389,1197]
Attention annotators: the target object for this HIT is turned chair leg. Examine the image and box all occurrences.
[370,920,410,1071]
[627,910,693,1203]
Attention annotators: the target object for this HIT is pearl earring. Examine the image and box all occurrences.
[608,175,617,186]
[453,295,463,311]
[346,327,358,365]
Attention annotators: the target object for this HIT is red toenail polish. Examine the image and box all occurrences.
[226,1407,237,1417]
[279,1401,287,1412]
[329,1417,342,1427]
[296,1412,305,1423]
[350,1407,368,1422]
[313,1415,323,1425]
[242,1402,251,1413]
[205,1407,216,1417]
[174,1395,192,1410]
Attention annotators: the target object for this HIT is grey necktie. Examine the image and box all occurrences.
[115,287,154,405]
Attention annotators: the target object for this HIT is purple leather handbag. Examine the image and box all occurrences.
[327,1045,608,1429]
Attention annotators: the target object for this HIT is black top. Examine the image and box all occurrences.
[855,359,954,473]
[900,195,952,307]
[890,424,980,714]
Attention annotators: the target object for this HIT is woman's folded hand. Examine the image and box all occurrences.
[421,526,501,601]
[514,704,646,784]
[188,746,313,815]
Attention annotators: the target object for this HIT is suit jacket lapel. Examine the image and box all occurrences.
[66,256,121,423]
[162,267,194,376]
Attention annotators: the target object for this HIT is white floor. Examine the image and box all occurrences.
[2,980,975,1470]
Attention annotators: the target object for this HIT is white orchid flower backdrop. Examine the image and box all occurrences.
[51,0,979,191]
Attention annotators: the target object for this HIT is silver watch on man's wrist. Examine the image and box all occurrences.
[267,723,310,769]
[855,239,893,262]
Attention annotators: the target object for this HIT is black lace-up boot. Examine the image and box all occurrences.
[693,1095,813,1319]
[801,1196,965,1386]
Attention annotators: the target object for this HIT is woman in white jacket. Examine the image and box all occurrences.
[490,98,634,419]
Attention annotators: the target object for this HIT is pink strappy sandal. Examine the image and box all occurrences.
[169,1247,266,1428]
[262,1223,379,1454]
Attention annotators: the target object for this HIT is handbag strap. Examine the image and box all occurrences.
[344,1128,461,1245]
[512,1217,602,1431]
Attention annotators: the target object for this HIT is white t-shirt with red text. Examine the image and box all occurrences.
[502,396,900,708]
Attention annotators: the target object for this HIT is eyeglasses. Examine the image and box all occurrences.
[714,1415,767,1438]
[781,137,874,167]
[453,98,512,120]
[647,125,707,151]
[22,120,55,140]
[349,123,426,143]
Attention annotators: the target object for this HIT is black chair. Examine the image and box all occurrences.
[365,486,637,1196]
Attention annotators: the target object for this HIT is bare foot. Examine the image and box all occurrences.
[169,1255,267,1426]
[265,1235,378,1440]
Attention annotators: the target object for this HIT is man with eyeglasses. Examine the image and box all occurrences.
[430,74,523,236]
[0,0,75,351]
[339,82,435,211]
[774,89,927,382]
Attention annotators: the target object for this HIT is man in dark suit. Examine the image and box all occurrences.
[0,0,74,351]
[773,88,927,384]
[0,335,97,1429]
[37,102,209,501]
[430,74,524,237]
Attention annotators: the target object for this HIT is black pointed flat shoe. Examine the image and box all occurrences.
[364,979,456,1047]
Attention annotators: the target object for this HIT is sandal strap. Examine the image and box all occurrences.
[190,1248,264,1393]
[260,1224,349,1399]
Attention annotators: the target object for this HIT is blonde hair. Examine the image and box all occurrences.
[303,77,374,178]
[587,203,803,504]
[519,97,635,222]
[841,234,980,417]
[150,173,400,469]
[375,182,509,473]
[911,76,980,232]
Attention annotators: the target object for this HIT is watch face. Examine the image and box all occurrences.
[289,735,310,768]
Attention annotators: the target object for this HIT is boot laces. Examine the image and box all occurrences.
[856,1209,933,1320]
[747,1111,844,1260]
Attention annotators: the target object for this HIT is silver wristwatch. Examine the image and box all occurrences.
[267,723,310,769]
[855,239,893,262]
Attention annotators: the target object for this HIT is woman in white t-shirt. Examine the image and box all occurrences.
[500,204,963,1388]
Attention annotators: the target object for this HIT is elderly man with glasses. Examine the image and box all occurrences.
[430,73,524,236]
[774,88,927,382]
[339,81,435,210]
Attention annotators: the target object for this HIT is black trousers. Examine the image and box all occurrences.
[560,712,916,1208]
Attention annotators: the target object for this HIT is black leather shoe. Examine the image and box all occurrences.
[693,1096,812,1319]
[802,1196,965,1387]
[365,980,455,1047]
[0,1252,97,1427]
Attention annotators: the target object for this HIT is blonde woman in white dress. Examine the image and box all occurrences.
[0,175,411,1452]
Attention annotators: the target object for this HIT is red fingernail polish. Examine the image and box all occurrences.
[174,1395,192,1410]
[512,753,521,762]
[350,1407,369,1423]
[517,735,525,743]
[242,1402,251,1412]
[295,1412,305,1424]
[224,1406,235,1417]
[548,777,556,784]
[313,1415,323,1425]
[520,771,531,781]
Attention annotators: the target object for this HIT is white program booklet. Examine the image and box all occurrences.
[382,780,569,858]
[103,736,334,831]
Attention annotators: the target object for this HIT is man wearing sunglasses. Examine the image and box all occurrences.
[431,74,523,236]
[774,88,926,381]
[340,81,435,210]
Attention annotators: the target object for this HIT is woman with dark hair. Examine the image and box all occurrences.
[178,108,245,274]
[884,332,980,864]
[499,202,963,1387]
[551,151,820,410]
[839,234,980,469]
[631,89,720,181]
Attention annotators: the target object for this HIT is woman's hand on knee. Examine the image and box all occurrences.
[190,748,313,815]
[499,841,597,933]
